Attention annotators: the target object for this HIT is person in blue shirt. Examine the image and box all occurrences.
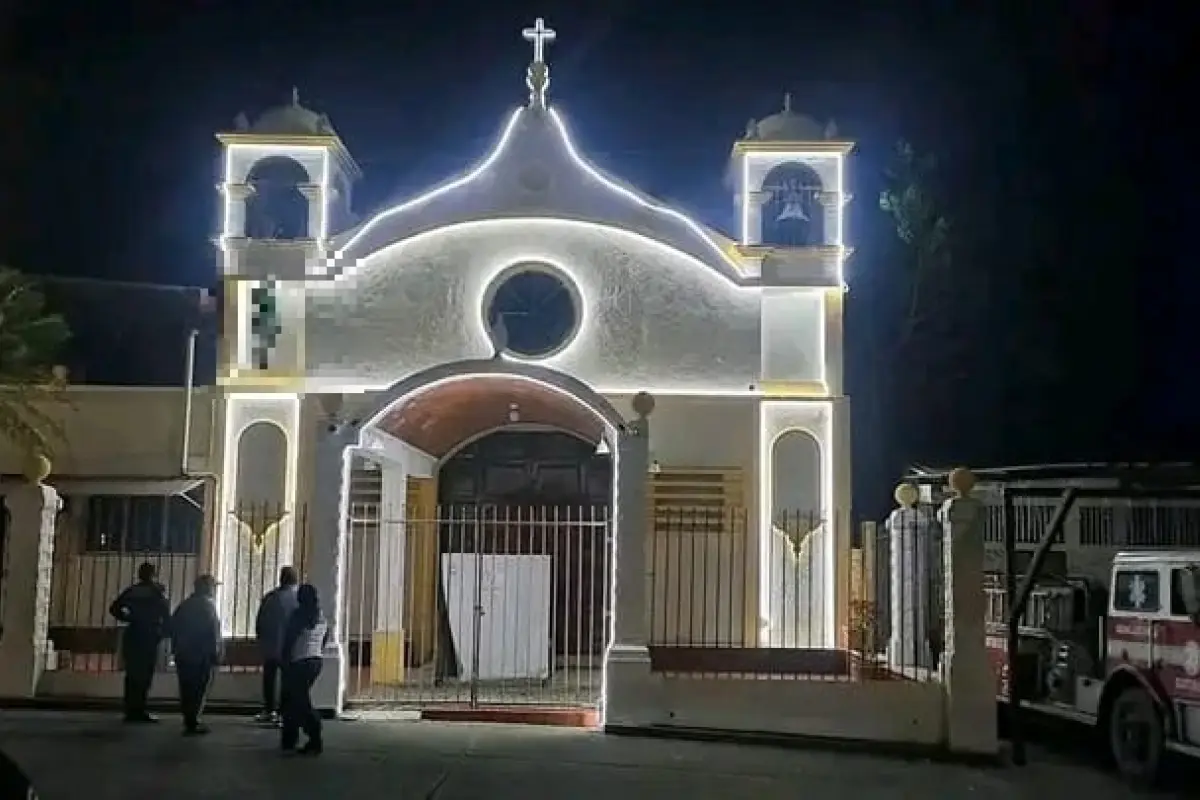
[279,584,330,755]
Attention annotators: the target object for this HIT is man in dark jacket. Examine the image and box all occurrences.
[170,574,223,736]
[254,566,299,724]
[109,562,171,723]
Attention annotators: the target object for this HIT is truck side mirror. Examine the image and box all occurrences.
[1182,566,1200,622]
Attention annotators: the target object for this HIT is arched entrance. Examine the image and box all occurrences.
[334,360,625,712]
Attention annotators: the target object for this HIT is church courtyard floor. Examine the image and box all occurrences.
[0,710,1177,799]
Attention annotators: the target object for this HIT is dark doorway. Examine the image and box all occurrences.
[434,430,612,679]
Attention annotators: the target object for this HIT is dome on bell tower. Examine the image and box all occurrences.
[237,88,337,137]
[744,94,837,142]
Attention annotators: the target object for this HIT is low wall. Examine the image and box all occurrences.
[37,670,260,704]
[617,674,947,746]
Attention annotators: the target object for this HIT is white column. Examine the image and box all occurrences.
[300,185,323,239]
[308,424,352,714]
[0,483,62,697]
[372,461,408,685]
[222,183,253,238]
[939,492,999,755]
[887,505,936,674]
[746,202,762,245]
[603,395,656,728]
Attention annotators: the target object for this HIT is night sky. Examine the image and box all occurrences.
[0,2,1191,504]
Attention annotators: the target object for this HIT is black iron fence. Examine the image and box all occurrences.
[42,500,950,689]
[646,507,946,683]
[46,502,309,674]
[341,502,610,708]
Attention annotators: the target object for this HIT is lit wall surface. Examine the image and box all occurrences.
[304,219,763,392]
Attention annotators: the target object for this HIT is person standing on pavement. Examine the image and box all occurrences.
[109,562,171,723]
[169,574,223,736]
[279,584,329,755]
[254,565,299,725]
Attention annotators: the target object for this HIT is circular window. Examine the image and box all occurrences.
[484,265,580,359]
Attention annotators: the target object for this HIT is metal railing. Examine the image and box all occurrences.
[646,507,947,683]
[46,502,308,675]
[42,499,951,692]
[341,503,610,709]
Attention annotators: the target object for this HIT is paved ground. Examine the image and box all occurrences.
[0,710,1180,799]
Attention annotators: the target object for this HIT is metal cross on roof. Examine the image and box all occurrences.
[522,17,556,64]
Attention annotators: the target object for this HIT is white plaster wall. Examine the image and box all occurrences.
[39,670,260,704]
[303,220,762,393]
[618,396,757,478]
[760,289,825,384]
[0,388,219,478]
[626,676,946,746]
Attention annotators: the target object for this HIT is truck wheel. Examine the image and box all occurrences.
[1107,686,1164,787]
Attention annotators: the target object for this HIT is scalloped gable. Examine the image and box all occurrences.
[325,106,746,285]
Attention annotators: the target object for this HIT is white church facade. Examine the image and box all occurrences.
[0,19,1004,757]
[213,20,854,716]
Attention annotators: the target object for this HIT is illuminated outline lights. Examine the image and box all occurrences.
[220,144,332,245]
[335,371,624,719]
[738,150,848,284]
[320,107,744,280]
[217,392,302,635]
[482,261,583,360]
[307,218,816,391]
[757,400,837,647]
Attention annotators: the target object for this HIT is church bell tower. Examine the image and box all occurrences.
[731,94,852,251]
[215,89,361,381]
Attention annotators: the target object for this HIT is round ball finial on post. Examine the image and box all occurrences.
[24,453,52,486]
[631,391,656,420]
[948,467,976,498]
[893,482,919,509]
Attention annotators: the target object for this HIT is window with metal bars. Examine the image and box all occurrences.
[81,489,205,554]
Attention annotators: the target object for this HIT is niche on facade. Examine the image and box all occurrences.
[771,429,822,549]
[244,156,310,240]
[760,162,825,247]
[234,421,289,534]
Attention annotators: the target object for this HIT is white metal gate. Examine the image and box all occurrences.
[342,502,611,708]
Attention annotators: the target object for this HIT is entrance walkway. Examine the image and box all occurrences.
[0,711,1161,799]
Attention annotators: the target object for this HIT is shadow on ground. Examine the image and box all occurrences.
[0,710,1186,799]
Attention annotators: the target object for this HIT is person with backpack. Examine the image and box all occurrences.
[254,566,299,724]
[109,562,171,723]
[279,584,329,755]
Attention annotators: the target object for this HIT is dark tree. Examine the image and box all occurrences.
[0,267,71,458]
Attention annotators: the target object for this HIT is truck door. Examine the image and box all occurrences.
[1166,566,1200,746]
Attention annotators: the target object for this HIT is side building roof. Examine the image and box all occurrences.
[34,275,218,387]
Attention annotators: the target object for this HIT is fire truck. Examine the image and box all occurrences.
[985,550,1200,785]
